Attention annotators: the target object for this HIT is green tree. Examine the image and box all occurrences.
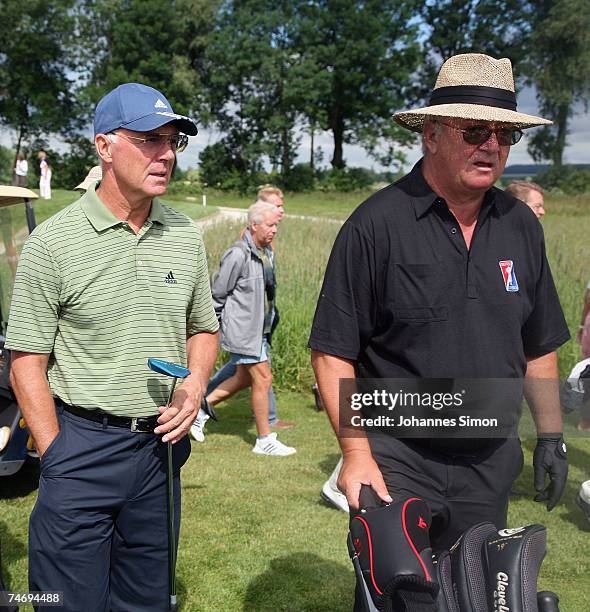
[418,0,535,109]
[0,146,14,185]
[199,0,421,174]
[420,1,532,66]
[78,0,202,118]
[197,1,308,178]
[199,139,264,192]
[297,0,422,168]
[0,0,79,157]
[526,0,590,166]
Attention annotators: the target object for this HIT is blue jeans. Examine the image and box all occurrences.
[207,361,278,425]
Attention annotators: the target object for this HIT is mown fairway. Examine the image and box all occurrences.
[0,188,589,611]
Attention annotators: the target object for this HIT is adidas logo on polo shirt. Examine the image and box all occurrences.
[165,271,177,284]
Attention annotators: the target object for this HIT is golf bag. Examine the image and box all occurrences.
[349,488,560,612]
[435,522,558,612]
[561,357,590,413]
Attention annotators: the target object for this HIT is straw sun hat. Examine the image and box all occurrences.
[394,53,552,133]
[75,165,102,191]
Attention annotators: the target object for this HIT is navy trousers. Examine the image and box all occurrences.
[29,407,191,612]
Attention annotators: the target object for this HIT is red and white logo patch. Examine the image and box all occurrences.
[499,260,519,292]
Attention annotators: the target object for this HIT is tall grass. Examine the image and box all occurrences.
[202,218,342,389]
[1,190,589,611]
[204,193,590,388]
[544,215,590,377]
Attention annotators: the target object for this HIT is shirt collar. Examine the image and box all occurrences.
[407,159,498,219]
[80,182,167,232]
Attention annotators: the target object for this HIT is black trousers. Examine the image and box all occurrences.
[368,433,524,552]
[353,434,523,611]
[29,407,191,612]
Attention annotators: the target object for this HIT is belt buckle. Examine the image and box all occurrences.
[130,417,154,433]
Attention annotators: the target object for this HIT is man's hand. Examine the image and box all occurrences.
[37,428,60,458]
[533,434,568,511]
[338,450,393,511]
[155,379,203,444]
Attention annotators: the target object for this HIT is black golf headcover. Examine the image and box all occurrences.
[433,549,458,612]
[484,525,547,612]
[437,523,550,612]
[348,486,439,612]
[449,522,497,612]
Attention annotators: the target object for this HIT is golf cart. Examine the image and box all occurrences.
[0,186,38,477]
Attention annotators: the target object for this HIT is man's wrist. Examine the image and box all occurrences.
[342,445,372,458]
[180,374,204,395]
[537,432,563,441]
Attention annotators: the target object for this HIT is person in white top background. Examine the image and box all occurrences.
[38,150,52,199]
[13,153,28,187]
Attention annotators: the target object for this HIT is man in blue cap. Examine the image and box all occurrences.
[6,83,219,611]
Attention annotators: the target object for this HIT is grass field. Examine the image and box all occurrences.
[1,187,589,610]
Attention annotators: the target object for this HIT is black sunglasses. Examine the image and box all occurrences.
[438,121,523,146]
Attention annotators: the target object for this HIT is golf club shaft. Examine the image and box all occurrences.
[166,378,178,609]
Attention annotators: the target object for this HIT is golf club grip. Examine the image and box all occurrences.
[537,591,559,611]
[359,484,384,511]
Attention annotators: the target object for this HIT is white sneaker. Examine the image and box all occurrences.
[0,426,10,452]
[320,458,349,512]
[252,432,296,456]
[190,409,210,442]
[577,480,590,522]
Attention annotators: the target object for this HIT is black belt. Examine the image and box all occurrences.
[60,402,159,433]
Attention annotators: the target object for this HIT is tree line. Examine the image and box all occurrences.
[0,0,588,191]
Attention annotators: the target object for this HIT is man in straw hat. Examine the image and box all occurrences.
[74,165,102,191]
[310,54,569,551]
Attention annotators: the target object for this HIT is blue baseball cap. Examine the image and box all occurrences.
[93,83,198,136]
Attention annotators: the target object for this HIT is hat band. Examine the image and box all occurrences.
[429,86,517,111]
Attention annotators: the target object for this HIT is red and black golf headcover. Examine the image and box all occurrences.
[348,486,439,612]
[436,522,549,612]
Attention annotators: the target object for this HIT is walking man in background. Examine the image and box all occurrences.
[258,185,285,219]
[6,83,219,611]
[505,180,545,219]
[194,201,296,456]
[191,186,294,440]
[310,54,569,561]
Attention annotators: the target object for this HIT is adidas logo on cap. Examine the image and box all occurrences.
[154,99,168,109]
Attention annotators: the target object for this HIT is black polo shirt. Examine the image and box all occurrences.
[309,161,570,379]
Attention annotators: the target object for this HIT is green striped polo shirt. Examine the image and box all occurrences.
[5,183,219,416]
